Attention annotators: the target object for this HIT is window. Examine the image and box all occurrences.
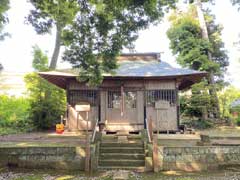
[108,91,137,109]
[69,90,98,106]
[125,91,137,108]
[146,89,176,107]
[108,91,121,108]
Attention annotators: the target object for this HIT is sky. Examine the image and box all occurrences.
[0,0,240,90]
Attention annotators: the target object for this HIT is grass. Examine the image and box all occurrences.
[14,175,43,180]
[0,127,23,136]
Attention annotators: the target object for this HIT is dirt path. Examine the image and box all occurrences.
[0,132,87,146]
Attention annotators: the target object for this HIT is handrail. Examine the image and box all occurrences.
[145,118,152,143]
[91,119,98,143]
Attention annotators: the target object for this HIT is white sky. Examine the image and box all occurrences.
[0,0,240,88]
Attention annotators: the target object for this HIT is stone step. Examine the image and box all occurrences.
[100,142,143,148]
[98,159,145,167]
[98,166,145,172]
[100,147,144,154]
[101,134,141,140]
[99,153,145,160]
[101,139,143,144]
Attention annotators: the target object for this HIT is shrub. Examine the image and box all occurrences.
[24,46,66,130]
[181,119,214,129]
[25,72,66,130]
[235,116,240,126]
[0,95,32,131]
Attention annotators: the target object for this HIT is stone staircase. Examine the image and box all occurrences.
[98,135,146,171]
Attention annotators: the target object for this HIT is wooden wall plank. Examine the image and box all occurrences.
[137,91,144,125]
[145,80,175,90]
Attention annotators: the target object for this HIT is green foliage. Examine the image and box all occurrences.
[182,118,213,129]
[0,95,32,131]
[205,10,229,83]
[62,0,176,86]
[231,0,240,10]
[0,127,23,136]
[180,81,212,118]
[218,86,240,118]
[32,45,49,71]
[167,7,228,74]
[25,46,66,130]
[0,0,9,40]
[168,6,229,120]
[235,116,240,126]
[27,0,176,85]
[26,0,78,35]
[25,73,66,129]
[26,0,79,69]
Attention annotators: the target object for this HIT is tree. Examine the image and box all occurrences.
[0,63,3,72]
[218,86,240,119]
[167,6,229,119]
[231,0,240,9]
[62,0,176,86]
[193,0,222,117]
[181,81,211,119]
[0,0,9,68]
[0,0,9,41]
[231,0,240,49]
[26,0,79,69]
[25,46,66,130]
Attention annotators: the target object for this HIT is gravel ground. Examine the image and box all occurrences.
[1,169,240,180]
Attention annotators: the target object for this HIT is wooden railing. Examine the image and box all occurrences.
[145,117,153,143]
[91,119,98,143]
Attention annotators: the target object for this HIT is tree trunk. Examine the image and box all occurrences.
[49,24,61,70]
[195,0,220,119]
[0,63,3,72]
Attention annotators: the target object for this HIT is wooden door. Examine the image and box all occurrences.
[105,90,143,131]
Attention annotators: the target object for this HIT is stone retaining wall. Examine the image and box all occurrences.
[159,146,240,171]
[0,147,86,170]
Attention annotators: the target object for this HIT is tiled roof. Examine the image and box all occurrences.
[103,60,206,77]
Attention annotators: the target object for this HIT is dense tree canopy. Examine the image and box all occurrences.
[27,0,176,77]
[231,0,240,9]
[0,0,9,70]
[25,46,66,130]
[167,7,228,85]
[167,6,229,119]
[62,0,176,86]
[0,0,9,41]
[205,10,229,85]
[27,0,79,69]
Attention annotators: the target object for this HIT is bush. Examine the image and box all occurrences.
[23,46,66,130]
[235,116,240,126]
[0,95,33,132]
[181,119,214,129]
[25,73,66,130]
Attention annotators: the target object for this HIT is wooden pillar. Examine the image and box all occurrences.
[100,91,106,123]
[153,134,159,172]
[85,111,90,173]
[176,79,180,130]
